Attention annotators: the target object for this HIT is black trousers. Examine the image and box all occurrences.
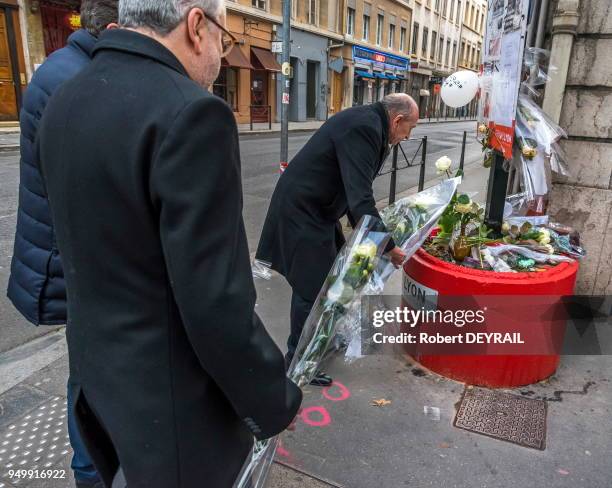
[286,291,315,368]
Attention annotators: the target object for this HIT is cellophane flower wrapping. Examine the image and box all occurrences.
[342,177,460,361]
[235,178,459,488]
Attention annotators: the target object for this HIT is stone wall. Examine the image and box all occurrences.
[548,0,612,294]
[22,0,46,72]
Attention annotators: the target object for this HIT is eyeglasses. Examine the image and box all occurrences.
[203,12,237,58]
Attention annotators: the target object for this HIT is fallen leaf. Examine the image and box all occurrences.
[372,398,392,407]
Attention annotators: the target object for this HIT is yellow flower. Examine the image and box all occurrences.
[455,202,473,214]
[478,124,488,134]
[522,146,537,159]
[538,229,551,245]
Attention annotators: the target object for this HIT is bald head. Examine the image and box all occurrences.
[382,93,419,145]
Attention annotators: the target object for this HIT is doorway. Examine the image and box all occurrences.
[306,61,318,119]
[332,70,343,114]
[0,7,23,121]
[40,3,80,56]
[250,70,268,122]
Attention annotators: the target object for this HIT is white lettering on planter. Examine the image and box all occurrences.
[402,275,438,311]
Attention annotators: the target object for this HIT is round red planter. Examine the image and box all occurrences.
[402,247,579,388]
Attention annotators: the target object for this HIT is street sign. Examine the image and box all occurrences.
[271,41,283,53]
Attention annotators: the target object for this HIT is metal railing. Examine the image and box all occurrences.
[382,130,469,205]
[379,136,428,205]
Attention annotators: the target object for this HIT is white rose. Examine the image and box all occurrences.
[435,156,452,174]
[355,241,378,260]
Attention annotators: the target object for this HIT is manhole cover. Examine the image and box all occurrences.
[0,396,71,485]
[454,387,547,450]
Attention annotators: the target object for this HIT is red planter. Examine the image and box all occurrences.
[402,247,579,388]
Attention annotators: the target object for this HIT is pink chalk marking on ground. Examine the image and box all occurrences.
[277,440,290,458]
[322,381,351,402]
[300,406,331,427]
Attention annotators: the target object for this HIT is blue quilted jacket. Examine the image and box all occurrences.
[7,29,96,325]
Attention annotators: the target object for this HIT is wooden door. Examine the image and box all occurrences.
[332,71,343,113]
[250,70,269,122]
[0,10,17,121]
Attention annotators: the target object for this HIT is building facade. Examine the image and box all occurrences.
[2,0,485,124]
[330,0,413,114]
[408,0,465,117]
[458,0,486,116]
[545,0,612,295]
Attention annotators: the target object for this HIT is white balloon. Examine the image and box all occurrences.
[440,71,480,108]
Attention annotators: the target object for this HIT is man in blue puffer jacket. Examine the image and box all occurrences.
[7,2,117,487]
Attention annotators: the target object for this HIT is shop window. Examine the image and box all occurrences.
[213,67,239,111]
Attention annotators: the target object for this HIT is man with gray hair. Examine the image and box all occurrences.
[257,94,419,385]
[36,1,301,486]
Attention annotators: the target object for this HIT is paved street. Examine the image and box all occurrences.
[241,120,482,252]
[5,121,608,488]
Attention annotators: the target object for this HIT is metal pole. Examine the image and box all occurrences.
[280,0,291,167]
[418,136,427,192]
[389,144,399,205]
[484,152,509,236]
[459,130,466,171]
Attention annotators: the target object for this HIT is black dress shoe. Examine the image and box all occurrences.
[309,372,333,387]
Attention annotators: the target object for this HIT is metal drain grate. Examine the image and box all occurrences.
[454,387,547,450]
[0,396,71,485]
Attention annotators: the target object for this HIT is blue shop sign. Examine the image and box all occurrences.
[353,45,409,71]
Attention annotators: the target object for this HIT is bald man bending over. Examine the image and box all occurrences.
[257,94,419,385]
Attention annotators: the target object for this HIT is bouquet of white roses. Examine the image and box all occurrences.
[236,178,459,487]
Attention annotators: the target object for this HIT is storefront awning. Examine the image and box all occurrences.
[355,69,375,79]
[373,72,387,79]
[251,47,281,72]
[222,45,254,69]
[385,73,398,80]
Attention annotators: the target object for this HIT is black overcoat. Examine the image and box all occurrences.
[256,102,393,301]
[37,29,301,488]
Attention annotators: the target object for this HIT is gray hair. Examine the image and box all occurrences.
[119,0,224,35]
[382,93,417,118]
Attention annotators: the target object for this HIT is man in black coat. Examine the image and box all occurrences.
[37,1,301,487]
[256,94,419,385]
